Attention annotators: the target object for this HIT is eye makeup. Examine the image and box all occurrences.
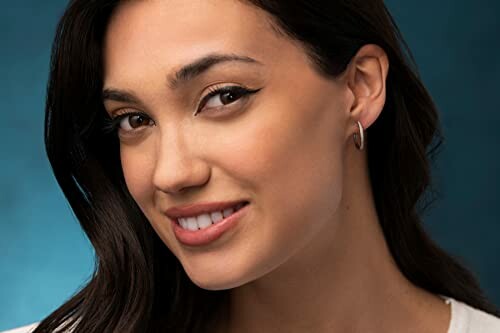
[100,85,262,135]
[194,85,262,116]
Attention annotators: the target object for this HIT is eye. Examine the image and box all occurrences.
[119,113,153,131]
[102,111,154,135]
[195,85,262,116]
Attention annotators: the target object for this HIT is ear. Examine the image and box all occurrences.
[344,44,389,133]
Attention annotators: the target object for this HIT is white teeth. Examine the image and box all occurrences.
[176,202,248,230]
[186,217,198,231]
[179,218,188,229]
[210,211,224,223]
[223,207,234,218]
[196,214,212,229]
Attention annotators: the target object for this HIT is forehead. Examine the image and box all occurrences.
[103,0,291,84]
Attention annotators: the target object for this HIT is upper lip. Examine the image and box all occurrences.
[165,199,248,220]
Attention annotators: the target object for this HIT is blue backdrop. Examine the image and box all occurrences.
[1,0,499,330]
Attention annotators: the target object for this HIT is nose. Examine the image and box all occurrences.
[152,130,210,195]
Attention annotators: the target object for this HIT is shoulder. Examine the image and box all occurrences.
[465,302,500,333]
[447,297,500,333]
[0,322,39,333]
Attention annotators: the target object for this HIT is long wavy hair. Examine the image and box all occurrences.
[36,0,499,332]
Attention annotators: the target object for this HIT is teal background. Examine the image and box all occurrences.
[1,0,499,330]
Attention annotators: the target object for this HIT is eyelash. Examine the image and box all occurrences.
[101,85,261,135]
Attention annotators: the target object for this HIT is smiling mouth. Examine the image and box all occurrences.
[175,202,249,231]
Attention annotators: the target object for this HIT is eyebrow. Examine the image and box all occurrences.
[102,52,263,104]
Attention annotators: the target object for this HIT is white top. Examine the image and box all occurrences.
[441,295,500,333]
[2,296,500,333]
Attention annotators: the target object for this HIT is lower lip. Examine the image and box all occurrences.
[171,203,250,247]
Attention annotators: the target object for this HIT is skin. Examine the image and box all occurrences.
[102,0,451,332]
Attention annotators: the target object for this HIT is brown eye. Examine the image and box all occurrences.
[204,87,248,109]
[218,91,239,105]
[116,113,153,132]
[195,86,262,116]
[126,115,148,128]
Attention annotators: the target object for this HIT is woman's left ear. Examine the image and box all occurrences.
[344,44,389,131]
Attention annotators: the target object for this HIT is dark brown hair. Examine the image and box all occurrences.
[37,0,499,332]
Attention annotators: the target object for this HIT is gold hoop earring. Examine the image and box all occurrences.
[353,121,365,150]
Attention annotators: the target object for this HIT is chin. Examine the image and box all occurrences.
[184,263,258,291]
[189,274,248,291]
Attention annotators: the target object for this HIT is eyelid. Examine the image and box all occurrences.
[101,84,261,135]
[101,110,153,135]
[106,83,244,118]
[113,108,142,117]
[195,84,261,115]
[196,83,237,110]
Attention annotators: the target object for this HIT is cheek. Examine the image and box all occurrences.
[207,93,346,276]
[230,93,345,218]
[259,114,343,230]
[120,145,156,211]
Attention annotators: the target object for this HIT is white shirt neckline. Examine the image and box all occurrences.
[4,294,500,333]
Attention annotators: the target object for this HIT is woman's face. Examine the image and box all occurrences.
[103,0,353,290]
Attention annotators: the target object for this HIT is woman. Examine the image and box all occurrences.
[6,0,500,332]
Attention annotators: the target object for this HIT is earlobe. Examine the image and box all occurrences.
[346,44,389,131]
